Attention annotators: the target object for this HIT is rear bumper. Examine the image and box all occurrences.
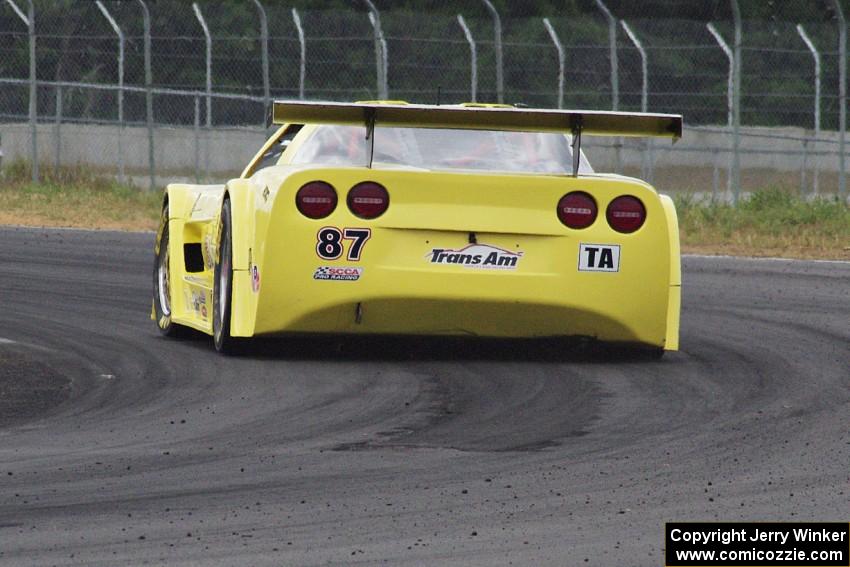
[248,261,676,348]
[259,296,648,342]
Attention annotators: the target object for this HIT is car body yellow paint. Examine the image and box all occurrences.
[155,102,681,351]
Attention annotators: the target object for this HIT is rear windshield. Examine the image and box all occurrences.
[290,125,593,175]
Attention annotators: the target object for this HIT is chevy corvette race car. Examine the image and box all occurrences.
[152,101,682,355]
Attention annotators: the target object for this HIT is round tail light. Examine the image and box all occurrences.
[557,191,597,229]
[348,182,389,219]
[296,181,337,219]
[606,195,646,233]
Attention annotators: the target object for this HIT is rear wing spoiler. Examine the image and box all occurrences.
[271,101,683,175]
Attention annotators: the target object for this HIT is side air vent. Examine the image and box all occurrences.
[184,243,205,273]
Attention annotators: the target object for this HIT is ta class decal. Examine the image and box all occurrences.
[578,243,620,272]
[427,244,523,270]
[316,227,371,261]
[313,266,364,281]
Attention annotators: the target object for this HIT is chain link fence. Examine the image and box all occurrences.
[0,1,848,201]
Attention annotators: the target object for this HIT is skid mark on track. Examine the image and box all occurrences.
[332,358,605,453]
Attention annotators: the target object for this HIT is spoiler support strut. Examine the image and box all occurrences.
[570,114,583,177]
[364,107,376,168]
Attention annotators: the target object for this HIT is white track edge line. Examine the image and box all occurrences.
[683,253,850,265]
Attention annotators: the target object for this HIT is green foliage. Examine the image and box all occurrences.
[0,160,161,229]
[2,159,128,192]
[676,189,850,241]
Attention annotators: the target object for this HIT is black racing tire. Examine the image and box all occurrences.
[213,199,240,354]
[153,203,185,337]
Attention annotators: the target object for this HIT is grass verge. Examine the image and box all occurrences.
[676,189,850,260]
[1,163,848,260]
[0,162,160,232]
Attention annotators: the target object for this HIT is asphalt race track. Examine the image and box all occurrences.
[0,226,848,566]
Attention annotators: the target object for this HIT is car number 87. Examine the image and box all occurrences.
[316,227,372,261]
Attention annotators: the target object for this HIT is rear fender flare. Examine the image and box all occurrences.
[155,185,195,323]
[222,179,257,337]
[659,194,681,351]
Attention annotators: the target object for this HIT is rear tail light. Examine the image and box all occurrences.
[296,181,337,219]
[606,195,646,233]
[557,191,597,229]
[348,182,389,219]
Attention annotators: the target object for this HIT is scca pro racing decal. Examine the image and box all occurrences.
[316,227,371,261]
[578,243,620,272]
[427,244,523,270]
[313,266,363,281]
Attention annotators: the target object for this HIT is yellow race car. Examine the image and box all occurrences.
[152,101,682,355]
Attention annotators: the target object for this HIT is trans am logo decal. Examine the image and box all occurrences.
[427,244,523,270]
[313,266,363,281]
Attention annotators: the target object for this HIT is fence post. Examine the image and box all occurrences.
[706,24,733,128]
[593,0,620,173]
[292,8,306,100]
[252,0,270,119]
[542,18,564,109]
[192,3,212,181]
[833,0,846,200]
[707,23,734,197]
[593,0,618,111]
[96,0,125,183]
[363,0,388,99]
[712,149,720,201]
[381,23,388,96]
[367,12,388,99]
[796,24,820,195]
[26,0,36,182]
[621,20,650,179]
[194,96,200,183]
[457,15,477,102]
[730,0,742,203]
[480,0,503,103]
[137,0,155,191]
[620,21,647,113]
[5,0,37,181]
[54,86,60,172]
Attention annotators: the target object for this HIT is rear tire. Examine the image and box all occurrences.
[153,204,184,337]
[213,199,239,354]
